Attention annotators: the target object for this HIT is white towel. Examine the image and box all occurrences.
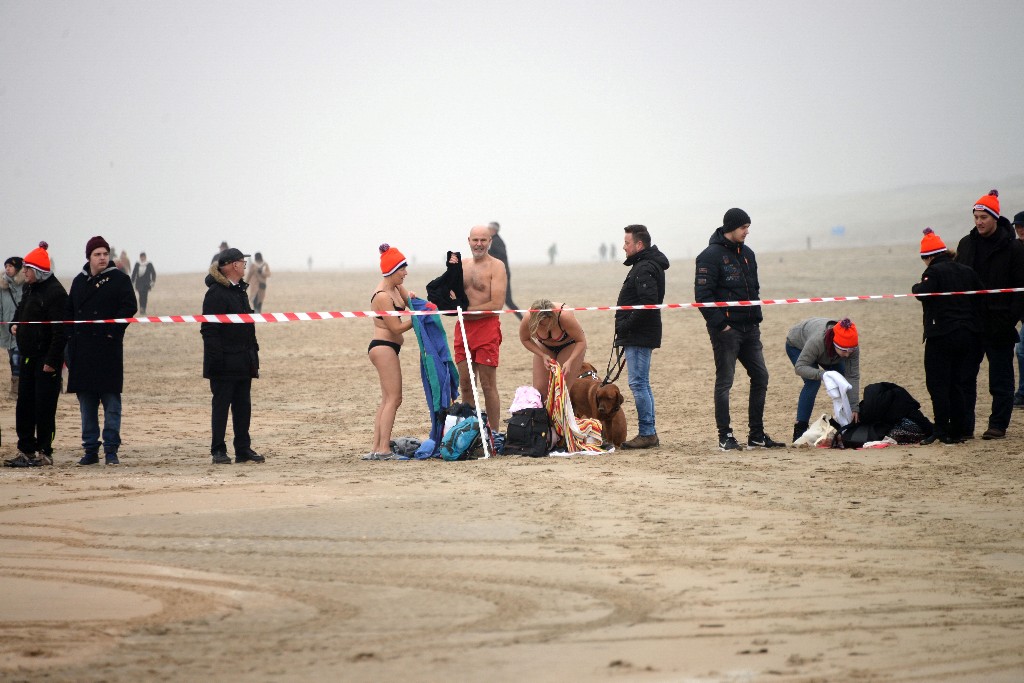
[822,370,853,426]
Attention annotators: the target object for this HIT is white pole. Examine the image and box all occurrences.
[455,306,491,459]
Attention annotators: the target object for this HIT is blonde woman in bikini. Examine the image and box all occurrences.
[519,298,588,397]
[367,243,414,459]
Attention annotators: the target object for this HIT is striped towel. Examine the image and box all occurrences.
[546,360,603,453]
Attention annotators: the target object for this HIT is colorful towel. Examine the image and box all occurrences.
[545,360,603,454]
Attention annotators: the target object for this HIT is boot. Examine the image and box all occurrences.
[793,421,809,442]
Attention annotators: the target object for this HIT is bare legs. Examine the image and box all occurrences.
[457,361,500,428]
[370,346,402,454]
[531,346,586,397]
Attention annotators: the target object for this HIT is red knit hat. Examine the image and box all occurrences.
[24,241,52,273]
[832,318,858,350]
[919,227,947,257]
[379,243,407,276]
[973,189,1000,219]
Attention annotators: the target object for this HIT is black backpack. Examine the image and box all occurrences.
[834,421,888,449]
[504,408,550,457]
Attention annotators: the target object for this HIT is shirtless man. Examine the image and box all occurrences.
[453,225,508,427]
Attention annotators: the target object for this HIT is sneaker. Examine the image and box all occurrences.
[982,427,1006,440]
[1014,395,1024,408]
[35,453,53,466]
[719,432,741,451]
[748,432,786,449]
[9,453,51,467]
[361,452,395,461]
[620,433,659,449]
[4,452,34,467]
[235,448,265,464]
[211,450,232,465]
[78,453,100,466]
[105,453,120,465]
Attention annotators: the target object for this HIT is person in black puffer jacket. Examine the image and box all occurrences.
[201,248,263,465]
[913,228,983,443]
[614,225,669,450]
[8,242,67,467]
[695,208,783,451]
[953,190,1024,440]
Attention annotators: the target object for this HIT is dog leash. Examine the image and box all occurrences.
[602,343,625,387]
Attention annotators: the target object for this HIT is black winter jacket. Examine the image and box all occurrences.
[694,228,762,331]
[201,264,260,379]
[954,220,1024,343]
[66,265,138,394]
[15,273,68,370]
[614,245,670,348]
[911,253,982,342]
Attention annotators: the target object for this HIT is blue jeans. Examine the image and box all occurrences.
[785,343,845,423]
[7,348,19,378]
[624,346,656,436]
[77,391,122,455]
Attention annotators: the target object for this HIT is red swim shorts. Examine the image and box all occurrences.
[453,315,502,367]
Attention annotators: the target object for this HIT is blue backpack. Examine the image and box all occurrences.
[439,417,482,461]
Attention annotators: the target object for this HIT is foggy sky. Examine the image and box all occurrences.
[2,0,1022,275]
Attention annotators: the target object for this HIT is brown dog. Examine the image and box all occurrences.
[568,362,627,448]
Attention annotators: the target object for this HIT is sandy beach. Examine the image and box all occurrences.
[1,246,1022,682]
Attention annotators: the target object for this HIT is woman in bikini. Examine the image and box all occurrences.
[367,243,414,459]
[519,298,588,396]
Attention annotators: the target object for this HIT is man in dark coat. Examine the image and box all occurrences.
[614,224,670,449]
[66,236,138,465]
[201,247,264,464]
[953,190,1024,440]
[695,208,785,451]
[487,222,522,319]
[5,242,67,467]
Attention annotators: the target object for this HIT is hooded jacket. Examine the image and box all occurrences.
[1,270,25,351]
[614,245,670,348]
[200,263,259,379]
[15,273,68,370]
[954,219,1024,343]
[695,227,763,331]
[65,264,138,394]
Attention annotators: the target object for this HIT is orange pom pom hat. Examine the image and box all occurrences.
[973,189,1000,219]
[24,241,52,273]
[919,227,947,257]
[832,317,858,351]
[379,243,407,276]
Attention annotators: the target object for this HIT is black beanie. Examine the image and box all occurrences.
[4,256,23,272]
[722,208,751,232]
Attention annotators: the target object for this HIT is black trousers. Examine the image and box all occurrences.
[964,334,1016,434]
[16,356,62,456]
[708,325,769,436]
[924,328,981,439]
[210,377,251,454]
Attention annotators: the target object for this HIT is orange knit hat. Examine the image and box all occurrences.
[973,189,1000,219]
[919,227,947,257]
[832,318,858,350]
[379,243,407,276]
[24,240,52,273]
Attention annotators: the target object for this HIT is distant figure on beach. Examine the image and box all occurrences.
[453,225,507,428]
[131,252,156,316]
[307,255,313,271]
[609,242,617,261]
[487,221,522,320]
[212,241,229,265]
[246,252,271,314]
[599,243,607,262]
[548,242,557,266]
[117,249,131,275]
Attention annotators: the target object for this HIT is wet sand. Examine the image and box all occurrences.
[1,246,1022,682]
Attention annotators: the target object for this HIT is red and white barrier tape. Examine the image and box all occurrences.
[19,287,1024,323]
